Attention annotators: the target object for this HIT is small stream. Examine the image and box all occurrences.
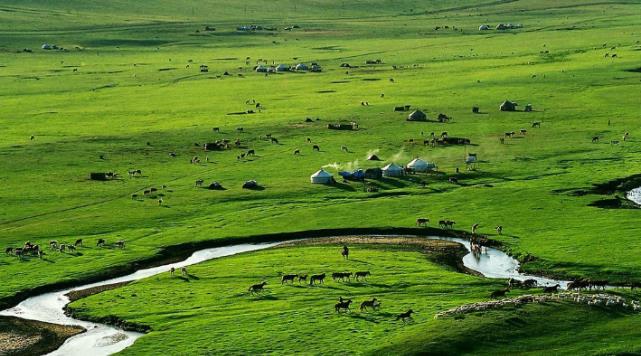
[0,236,568,355]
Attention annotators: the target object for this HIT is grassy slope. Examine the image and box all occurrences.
[69,243,641,355]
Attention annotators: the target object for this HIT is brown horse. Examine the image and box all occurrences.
[248,281,267,294]
[309,273,326,285]
[360,298,380,311]
[355,271,371,281]
[396,309,414,322]
[281,274,298,284]
[341,245,349,259]
[335,299,352,313]
[416,218,429,227]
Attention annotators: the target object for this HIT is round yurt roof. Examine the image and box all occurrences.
[382,163,403,171]
[311,169,332,178]
[407,158,436,170]
[408,110,427,121]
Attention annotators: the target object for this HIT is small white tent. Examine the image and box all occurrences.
[479,25,490,31]
[295,63,308,71]
[406,158,436,172]
[382,163,403,177]
[276,64,289,72]
[310,169,333,184]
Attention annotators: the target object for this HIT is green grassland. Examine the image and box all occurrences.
[69,243,641,355]
[1,0,641,353]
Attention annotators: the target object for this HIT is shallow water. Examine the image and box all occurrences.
[0,236,567,355]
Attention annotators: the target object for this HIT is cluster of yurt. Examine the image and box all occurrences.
[311,158,437,185]
[406,158,436,172]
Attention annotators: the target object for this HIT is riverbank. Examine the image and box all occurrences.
[0,316,84,355]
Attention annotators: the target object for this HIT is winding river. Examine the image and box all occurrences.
[0,236,569,356]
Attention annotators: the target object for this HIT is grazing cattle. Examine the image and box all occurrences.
[67,245,76,252]
[158,198,163,206]
[237,127,244,132]
[543,284,561,293]
[313,145,320,151]
[309,273,326,285]
[439,220,455,229]
[523,279,538,288]
[592,136,599,143]
[335,299,352,313]
[247,149,255,156]
[5,247,13,255]
[306,137,312,143]
[341,145,348,152]
[59,244,66,252]
[150,187,158,193]
[248,281,267,294]
[448,177,458,184]
[360,298,380,311]
[396,309,414,322]
[496,225,503,235]
[143,189,151,195]
[213,127,220,132]
[14,248,24,259]
[97,238,106,247]
[416,218,429,227]
[341,245,349,259]
[281,274,298,284]
[293,149,300,155]
[131,194,139,200]
[128,169,142,177]
[181,267,188,276]
[355,271,371,281]
[297,274,308,283]
[505,131,515,138]
[195,179,204,187]
[74,239,83,247]
[169,152,177,157]
[624,132,630,141]
[270,137,279,144]
[499,137,505,144]
[170,267,175,276]
[490,288,509,298]
[115,240,126,248]
[532,121,541,128]
[520,129,527,135]
[50,240,58,249]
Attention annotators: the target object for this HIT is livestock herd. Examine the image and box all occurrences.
[4,238,125,259]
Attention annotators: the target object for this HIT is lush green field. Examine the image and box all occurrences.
[69,242,641,355]
[2,0,641,353]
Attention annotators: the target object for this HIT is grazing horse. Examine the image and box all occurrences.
[5,247,13,255]
[523,279,538,288]
[592,136,599,143]
[115,240,125,249]
[532,121,541,128]
[67,245,76,252]
[416,218,429,227]
[360,298,380,311]
[355,271,371,281]
[248,281,267,294]
[247,149,255,156]
[313,145,320,152]
[170,267,175,276]
[309,273,326,285]
[195,179,204,187]
[97,238,106,247]
[396,309,414,322]
[293,149,300,155]
[495,226,503,235]
[297,274,308,283]
[75,239,83,247]
[341,145,348,152]
[59,244,66,252]
[50,240,58,249]
[448,177,458,184]
[181,267,188,276]
[332,272,352,282]
[335,299,352,313]
[281,274,298,284]
[543,284,560,293]
[270,137,279,144]
[341,245,349,259]
[490,288,509,298]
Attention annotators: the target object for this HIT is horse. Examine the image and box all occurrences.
[270,137,279,144]
[115,240,125,248]
[281,274,298,284]
[496,226,503,235]
[341,245,349,259]
[294,149,300,155]
[5,247,13,255]
[195,179,204,187]
[332,272,352,282]
[297,274,308,283]
[543,284,560,293]
[67,245,76,252]
[523,279,538,288]
[313,145,320,152]
[181,267,188,276]
[50,240,58,249]
[248,281,267,294]
[170,267,175,276]
[396,309,414,322]
[592,136,599,143]
[97,238,106,247]
[309,273,326,285]
[335,299,352,313]
[416,218,429,227]
[247,149,255,156]
[448,177,458,184]
[75,239,83,247]
[355,271,370,281]
[360,298,380,311]
[341,145,348,152]
[532,121,541,128]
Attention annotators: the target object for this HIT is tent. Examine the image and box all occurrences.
[310,169,333,184]
[367,154,381,161]
[406,158,436,172]
[479,25,490,31]
[365,168,383,179]
[208,181,224,190]
[339,169,365,181]
[255,65,268,73]
[242,180,259,189]
[295,63,308,71]
[276,64,289,72]
[407,110,427,121]
[500,100,518,111]
[382,163,403,177]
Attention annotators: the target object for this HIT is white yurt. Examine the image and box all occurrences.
[295,63,308,71]
[382,163,403,177]
[310,169,333,184]
[479,25,490,31]
[407,158,436,172]
[276,64,289,72]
